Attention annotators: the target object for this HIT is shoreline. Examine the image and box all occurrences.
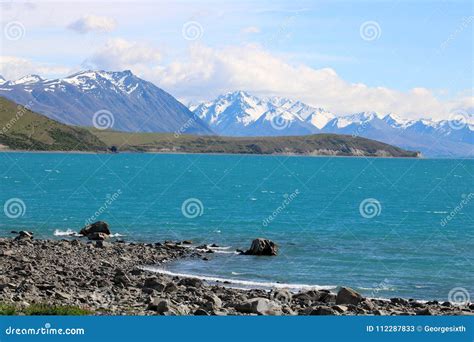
[2,148,472,160]
[1,237,472,316]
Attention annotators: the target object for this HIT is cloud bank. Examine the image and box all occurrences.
[84,39,472,120]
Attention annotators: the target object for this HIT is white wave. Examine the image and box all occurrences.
[141,266,336,292]
[196,245,236,254]
[53,229,124,237]
[53,229,80,237]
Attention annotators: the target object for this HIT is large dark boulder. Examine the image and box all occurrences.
[336,287,363,305]
[79,221,110,237]
[243,238,278,256]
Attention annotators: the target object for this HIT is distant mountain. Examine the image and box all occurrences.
[192,91,474,157]
[0,71,213,134]
[192,91,335,136]
[0,97,107,151]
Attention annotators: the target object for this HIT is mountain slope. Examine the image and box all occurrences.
[0,71,213,134]
[192,92,474,157]
[0,97,107,151]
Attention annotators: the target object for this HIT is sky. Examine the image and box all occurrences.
[0,0,473,120]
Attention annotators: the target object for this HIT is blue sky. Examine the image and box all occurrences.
[0,0,472,119]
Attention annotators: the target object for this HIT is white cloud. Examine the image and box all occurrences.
[67,15,117,34]
[4,40,471,121]
[83,38,162,71]
[125,43,468,120]
[242,26,261,34]
[0,56,71,81]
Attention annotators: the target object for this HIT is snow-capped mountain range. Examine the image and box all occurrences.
[191,91,473,157]
[0,70,212,134]
[0,71,472,157]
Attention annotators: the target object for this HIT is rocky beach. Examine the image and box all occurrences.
[0,228,472,316]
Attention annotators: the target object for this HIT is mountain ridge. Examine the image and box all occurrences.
[191,91,474,157]
[0,70,213,135]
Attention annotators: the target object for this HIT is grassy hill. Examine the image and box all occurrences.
[0,96,419,157]
[0,97,107,151]
[90,129,420,158]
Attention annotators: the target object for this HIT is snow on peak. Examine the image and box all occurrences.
[62,70,140,94]
[192,91,339,129]
[12,74,44,85]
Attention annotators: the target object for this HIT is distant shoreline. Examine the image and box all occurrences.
[0,149,424,159]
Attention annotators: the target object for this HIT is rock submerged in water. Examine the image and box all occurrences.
[242,238,278,256]
[79,221,111,240]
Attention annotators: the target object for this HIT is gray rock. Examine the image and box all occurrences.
[143,277,167,291]
[87,232,108,241]
[336,287,363,305]
[243,238,278,256]
[14,231,33,241]
[310,306,337,315]
[194,308,210,315]
[178,277,203,288]
[235,298,281,315]
[203,294,222,309]
[148,298,174,314]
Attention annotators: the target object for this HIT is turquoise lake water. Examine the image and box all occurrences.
[0,152,473,301]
